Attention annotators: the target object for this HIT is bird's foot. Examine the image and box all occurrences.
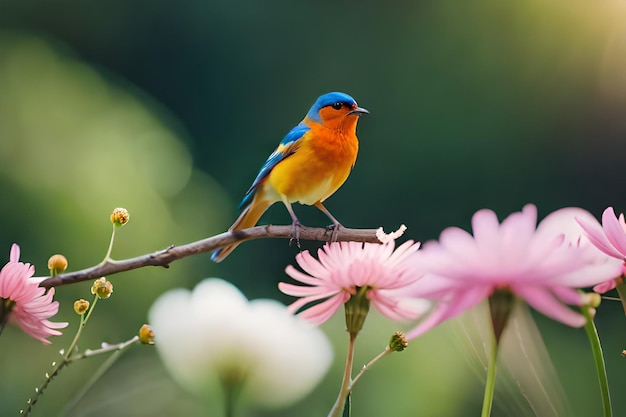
[325,223,342,242]
[289,220,303,249]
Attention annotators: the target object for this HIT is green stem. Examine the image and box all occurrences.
[481,328,499,417]
[582,305,612,417]
[220,372,244,417]
[224,383,236,417]
[348,347,390,391]
[65,295,99,361]
[21,295,100,416]
[328,332,357,417]
[102,224,116,263]
[61,336,139,416]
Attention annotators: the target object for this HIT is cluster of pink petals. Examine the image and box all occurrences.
[278,240,426,325]
[0,244,67,344]
[576,207,626,293]
[405,204,623,340]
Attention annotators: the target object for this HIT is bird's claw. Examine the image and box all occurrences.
[325,223,341,242]
[289,221,303,249]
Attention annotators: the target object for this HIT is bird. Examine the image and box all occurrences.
[211,91,368,262]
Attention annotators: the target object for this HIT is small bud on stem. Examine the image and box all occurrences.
[48,254,68,276]
[110,208,129,227]
[91,278,113,299]
[138,324,155,345]
[73,299,90,315]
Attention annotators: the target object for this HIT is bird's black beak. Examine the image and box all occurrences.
[348,106,369,116]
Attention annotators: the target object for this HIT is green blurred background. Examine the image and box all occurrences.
[1,1,626,416]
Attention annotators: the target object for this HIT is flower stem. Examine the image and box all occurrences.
[223,384,236,417]
[65,295,99,360]
[614,282,626,316]
[328,332,357,417]
[481,328,499,417]
[61,336,140,415]
[102,224,116,263]
[220,373,244,417]
[582,304,612,417]
[348,347,391,391]
[21,295,99,416]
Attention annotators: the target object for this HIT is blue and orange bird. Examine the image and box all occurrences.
[211,92,368,262]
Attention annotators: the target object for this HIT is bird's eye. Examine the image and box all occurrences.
[331,102,343,110]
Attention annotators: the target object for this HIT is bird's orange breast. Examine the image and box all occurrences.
[266,120,359,205]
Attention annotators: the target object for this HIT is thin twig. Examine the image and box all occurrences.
[39,225,381,288]
[61,337,140,416]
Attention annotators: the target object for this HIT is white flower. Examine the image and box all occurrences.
[149,278,332,410]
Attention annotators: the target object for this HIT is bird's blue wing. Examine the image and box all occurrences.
[238,123,310,210]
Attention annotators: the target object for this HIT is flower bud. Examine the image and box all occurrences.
[110,207,129,227]
[344,286,371,336]
[73,299,90,315]
[388,331,408,352]
[138,324,155,345]
[488,289,514,344]
[587,307,597,319]
[48,254,68,276]
[582,292,602,309]
[91,277,113,299]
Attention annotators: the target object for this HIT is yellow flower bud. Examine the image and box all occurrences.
[138,324,155,345]
[388,331,408,352]
[48,254,68,275]
[110,207,130,227]
[583,292,602,309]
[73,299,90,315]
[91,277,113,299]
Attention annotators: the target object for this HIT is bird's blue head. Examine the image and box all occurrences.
[305,92,368,127]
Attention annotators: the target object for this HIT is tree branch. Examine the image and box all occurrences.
[39,225,382,288]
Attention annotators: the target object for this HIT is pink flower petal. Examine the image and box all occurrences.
[279,240,424,326]
[513,286,586,327]
[471,209,502,254]
[407,205,623,339]
[602,207,626,257]
[9,244,20,263]
[369,290,422,321]
[406,286,490,340]
[0,244,67,344]
[277,282,338,298]
[284,265,334,288]
[407,274,460,298]
[549,257,623,288]
[549,286,585,306]
[537,207,591,243]
[577,214,624,259]
[593,280,617,294]
[297,294,346,324]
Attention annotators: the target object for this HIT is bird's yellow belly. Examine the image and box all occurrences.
[266,147,353,205]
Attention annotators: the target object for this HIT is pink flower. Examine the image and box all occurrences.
[406,205,623,340]
[577,207,626,259]
[0,244,68,344]
[576,207,626,293]
[278,241,427,325]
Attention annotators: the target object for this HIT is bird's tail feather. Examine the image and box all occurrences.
[211,197,272,263]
